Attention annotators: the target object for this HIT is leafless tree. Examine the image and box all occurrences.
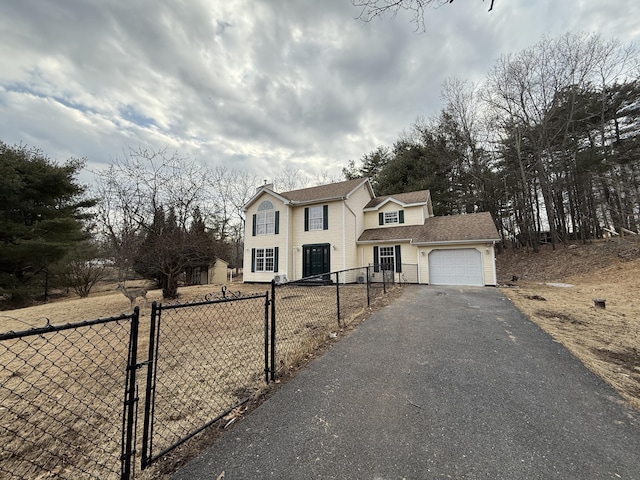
[352,0,494,31]
[311,169,343,186]
[93,148,209,288]
[273,167,309,192]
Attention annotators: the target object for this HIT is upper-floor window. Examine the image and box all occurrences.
[379,210,404,225]
[308,206,324,231]
[255,200,275,235]
[384,211,399,224]
[304,205,328,231]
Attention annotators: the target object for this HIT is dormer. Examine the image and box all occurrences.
[363,190,433,229]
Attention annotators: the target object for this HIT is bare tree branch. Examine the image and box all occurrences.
[352,0,494,31]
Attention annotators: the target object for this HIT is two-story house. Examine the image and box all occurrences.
[243,177,500,286]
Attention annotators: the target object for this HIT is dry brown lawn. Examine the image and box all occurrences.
[496,238,640,411]
[0,282,269,332]
[0,280,395,479]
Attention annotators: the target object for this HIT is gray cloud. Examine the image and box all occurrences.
[1,0,638,186]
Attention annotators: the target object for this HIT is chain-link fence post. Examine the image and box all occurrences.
[120,306,140,480]
[335,272,341,326]
[264,289,270,384]
[141,301,160,470]
[366,266,371,306]
[270,280,276,382]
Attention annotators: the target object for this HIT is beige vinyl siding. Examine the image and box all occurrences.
[343,203,357,270]
[290,200,343,274]
[363,209,381,229]
[422,203,432,220]
[417,244,497,286]
[364,203,425,229]
[344,183,374,269]
[401,205,424,225]
[483,245,497,285]
[357,242,416,283]
[243,193,289,282]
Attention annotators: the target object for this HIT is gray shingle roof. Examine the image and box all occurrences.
[364,190,430,209]
[280,177,371,203]
[358,212,500,244]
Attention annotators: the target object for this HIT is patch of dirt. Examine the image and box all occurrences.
[535,309,585,325]
[497,237,640,411]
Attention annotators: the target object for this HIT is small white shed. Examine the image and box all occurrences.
[206,258,229,285]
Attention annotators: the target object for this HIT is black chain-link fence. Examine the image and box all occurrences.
[1,269,402,479]
[368,263,419,285]
[0,313,138,480]
[272,266,396,375]
[140,292,270,468]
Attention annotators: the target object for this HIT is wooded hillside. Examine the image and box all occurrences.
[345,33,640,251]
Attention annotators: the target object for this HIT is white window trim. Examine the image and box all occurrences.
[255,248,275,272]
[256,210,275,235]
[379,246,395,271]
[384,211,399,224]
[308,205,324,231]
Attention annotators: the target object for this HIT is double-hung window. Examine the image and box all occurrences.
[253,200,279,236]
[379,246,395,271]
[308,206,323,231]
[256,211,274,235]
[255,248,274,272]
[379,210,404,225]
[304,205,328,231]
[384,211,399,224]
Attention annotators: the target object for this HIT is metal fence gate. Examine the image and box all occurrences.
[140,292,270,469]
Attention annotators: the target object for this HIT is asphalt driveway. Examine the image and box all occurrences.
[173,285,640,479]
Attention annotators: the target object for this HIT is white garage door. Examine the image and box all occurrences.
[428,249,483,286]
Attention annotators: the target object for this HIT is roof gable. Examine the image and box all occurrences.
[280,177,372,204]
[243,188,289,212]
[364,190,430,210]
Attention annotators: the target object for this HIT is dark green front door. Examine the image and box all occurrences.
[303,244,330,278]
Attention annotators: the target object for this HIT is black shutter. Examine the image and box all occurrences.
[274,247,279,273]
[373,246,380,273]
[323,205,329,230]
[379,212,384,225]
[399,210,405,224]
[304,207,309,231]
[251,248,256,272]
[252,214,257,236]
[395,245,402,273]
[275,211,280,234]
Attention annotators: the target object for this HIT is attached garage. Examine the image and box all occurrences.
[358,212,500,287]
[428,248,483,286]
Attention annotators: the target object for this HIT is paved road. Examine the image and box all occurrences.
[173,286,640,480]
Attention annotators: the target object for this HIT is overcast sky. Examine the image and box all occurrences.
[1,0,638,186]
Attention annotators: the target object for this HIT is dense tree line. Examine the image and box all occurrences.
[345,32,640,250]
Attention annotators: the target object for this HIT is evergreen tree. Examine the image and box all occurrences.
[0,142,94,306]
